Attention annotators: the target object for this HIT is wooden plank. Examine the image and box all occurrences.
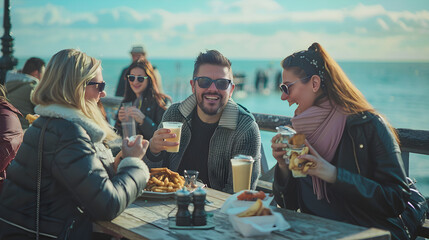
[338,228,391,240]
[126,200,288,239]
[256,179,273,192]
[97,211,176,240]
[271,209,389,240]
[97,188,391,240]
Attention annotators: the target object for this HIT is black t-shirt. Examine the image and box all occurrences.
[178,110,218,187]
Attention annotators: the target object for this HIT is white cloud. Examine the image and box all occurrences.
[16,4,97,25]
[10,2,429,61]
[99,6,151,22]
[355,27,368,34]
[377,18,389,30]
[348,4,386,20]
[228,0,283,13]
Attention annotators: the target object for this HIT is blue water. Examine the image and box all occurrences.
[16,58,429,195]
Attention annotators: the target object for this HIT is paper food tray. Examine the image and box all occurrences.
[227,207,290,237]
[221,190,274,213]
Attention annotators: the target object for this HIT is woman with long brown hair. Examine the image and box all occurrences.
[115,59,171,140]
[271,43,416,239]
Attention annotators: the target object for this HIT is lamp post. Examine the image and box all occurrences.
[0,0,18,85]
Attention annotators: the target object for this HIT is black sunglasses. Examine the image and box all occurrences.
[279,76,310,95]
[193,77,232,90]
[87,81,105,92]
[127,75,149,83]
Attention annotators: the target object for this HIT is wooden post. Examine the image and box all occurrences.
[0,0,18,85]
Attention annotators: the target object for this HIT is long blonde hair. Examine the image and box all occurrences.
[32,49,118,141]
[282,42,399,143]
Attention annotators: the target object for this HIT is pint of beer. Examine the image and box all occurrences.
[162,121,183,153]
[231,155,254,193]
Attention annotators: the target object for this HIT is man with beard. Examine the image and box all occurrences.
[145,50,261,193]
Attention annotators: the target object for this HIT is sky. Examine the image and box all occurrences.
[3,0,429,61]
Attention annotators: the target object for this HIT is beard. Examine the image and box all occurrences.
[194,90,228,116]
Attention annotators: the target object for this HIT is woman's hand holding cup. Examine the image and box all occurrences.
[271,134,288,168]
[122,135,149,160]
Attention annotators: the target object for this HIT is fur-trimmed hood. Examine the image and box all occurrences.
[34,104,105,142]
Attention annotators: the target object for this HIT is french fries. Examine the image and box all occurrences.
[236,199,272,217]
[144,168,185,193]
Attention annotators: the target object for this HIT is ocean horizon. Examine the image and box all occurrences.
[15,57,429,196]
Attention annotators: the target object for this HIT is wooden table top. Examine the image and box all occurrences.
[96,188,390,240]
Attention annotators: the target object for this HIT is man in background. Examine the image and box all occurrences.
[115,45,163,97]
[5,57,45,129]
[145,50,261,194]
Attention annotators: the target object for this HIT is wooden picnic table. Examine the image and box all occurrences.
[96,188,391,239]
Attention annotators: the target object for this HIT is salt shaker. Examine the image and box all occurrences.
[192,187,207,226]
[176,188,192,226]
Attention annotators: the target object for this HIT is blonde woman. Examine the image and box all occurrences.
[0,49,150,239]
[271,43,413,239]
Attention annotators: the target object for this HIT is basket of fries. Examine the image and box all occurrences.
[144,168,185,193]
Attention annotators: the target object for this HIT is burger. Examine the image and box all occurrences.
[286,134,316,177]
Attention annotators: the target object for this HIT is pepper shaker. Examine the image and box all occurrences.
[192,187,207,226]
[176,187,192,226]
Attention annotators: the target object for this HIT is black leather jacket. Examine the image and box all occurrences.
[273,112,410,240]
[0,112,149,239]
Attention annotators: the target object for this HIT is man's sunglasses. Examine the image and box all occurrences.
[193,77,232,90]
[87,81,106,92]
[279,76,310,95]
[127,75,149,83]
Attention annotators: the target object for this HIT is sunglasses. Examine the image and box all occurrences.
[127,75,149,83]
[87,81,106,92]
[193,77,232,90]
[279,76,310,95]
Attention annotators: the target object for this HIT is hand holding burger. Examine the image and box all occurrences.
[297,139,337,184]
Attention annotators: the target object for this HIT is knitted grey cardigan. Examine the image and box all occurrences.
[145,95,261,193]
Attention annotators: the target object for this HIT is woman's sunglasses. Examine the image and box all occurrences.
[279,76,310,95]
[193,77,232,90]
[127,75,149,83]
[87,81,105,92]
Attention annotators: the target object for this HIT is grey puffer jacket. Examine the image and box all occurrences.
[0,104,149,239]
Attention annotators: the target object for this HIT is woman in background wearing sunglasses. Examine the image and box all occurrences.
[0,49,150,239]
[115,60,171,140]
[270,43,420,240]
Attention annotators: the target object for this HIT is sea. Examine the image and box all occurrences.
[16,58,429,195]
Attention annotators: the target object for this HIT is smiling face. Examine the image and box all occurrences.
[128,67,149,98]
[281,69,321,115]
[191,64,235,123]
[84,68,105,102]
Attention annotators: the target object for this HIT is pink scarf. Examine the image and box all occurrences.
[291,100,347,201]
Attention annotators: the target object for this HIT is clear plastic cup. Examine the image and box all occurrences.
[121,102,136,141]
[162,122,183,152]
[231,155,254,193]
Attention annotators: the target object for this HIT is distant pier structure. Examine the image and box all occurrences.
[0,0,18,85]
